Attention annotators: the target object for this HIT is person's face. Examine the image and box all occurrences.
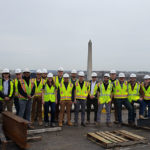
[79,76,84,82]
[71,73,77,78]
[64,77,69,82]
[119,77,125,82]
[92,77,97,82]
[24,72,30,77]
[42,73,47,78]
[130,77,136,82]
[36,73,41,79]
[144,79,149,84]
[3,73,9,79]
[48,77,53,82]
[110,73,116,80]
[58,71,63,77]
[16,73,22,79]
[104,76,109,82]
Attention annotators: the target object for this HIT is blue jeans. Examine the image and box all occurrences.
[75,99,86,123]
[132,100,144,121]
[143,100,150,118]
[18,99,32,121]
[44,101,56,123]
[115,98,133,123]
[97,102,111,123]
[14,96,20,115]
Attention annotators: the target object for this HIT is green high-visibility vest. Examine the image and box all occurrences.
[34,79,45,96]
[44,84,56,102]
[59,82,73,101]
[128,83,140,102]
[75,81,89,100]
[53,76,64,88]
[99,82,112,104]
[13,79,19,96]
[141,83,150,100]
[0,79,3,100]
[88,82,98,96]
[113,80,128,99]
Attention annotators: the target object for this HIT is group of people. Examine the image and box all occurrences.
[0,67,150,128]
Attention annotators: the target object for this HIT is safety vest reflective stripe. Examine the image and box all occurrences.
[76,96,87,99]
[144,96,150,99]
[44,93,55,95]
[114,95,128,97]
[100,94,111,96]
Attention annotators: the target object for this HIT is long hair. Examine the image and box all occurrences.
[47,78,55,87]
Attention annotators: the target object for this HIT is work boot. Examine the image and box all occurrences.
[106,122,112,127]
[38,122,43,126]
[74,122,78,126]
[96,122,101,127]
[59,122,63,127]
[81,122,86,127]
[45,122,49,127]
[28,125,34,129]
[67,121,73,126]
[51,122,56,127]
[139,115,145,119]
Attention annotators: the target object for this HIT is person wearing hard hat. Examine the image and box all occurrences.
[70,69,77,120]
[113,73,134,127]
[86,72,98,124]
[42,73,57,127]
[128,73,145,121]
[13,69,22,115]
[74,71,89,127]
[58,73,74,127]
[42,68,48,80]
[54,67,64,122]
[141,75,150,118]
[97,73,113,127]
[31,69,45,126]
[0,68,14,112]
[110,69,118,123]
[18,68,35,128]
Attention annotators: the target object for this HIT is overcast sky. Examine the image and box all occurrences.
[0,0,150,71]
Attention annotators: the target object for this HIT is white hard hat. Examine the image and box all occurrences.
[91,72,97,77]
[78,71,85,77]
[119,73,125,78]
[104,73,110,78]
[110,69,116,74]
[47,73,53,78]
[130,73,136,78]
[15,69,22,74]
[63,73,69,78]
[23,68,30,73]
[36,69,42,74]
[42,68,48,73]
[71,69,77,74]
[144,75,150,79]
[58,67,64,72]
[2,68,10,73]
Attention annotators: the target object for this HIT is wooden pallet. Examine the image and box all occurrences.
[87,130,148,149]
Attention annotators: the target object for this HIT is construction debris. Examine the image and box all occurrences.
[87,130,148,149]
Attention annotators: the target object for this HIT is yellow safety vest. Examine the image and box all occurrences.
[44,84,56,102]
[34,78,45,96]
[88,82,98,96]
[59,82,73,101]
[13,79,19,97]
[128,83,140,102]
[113,80,128,99]
[141,83,150,100]
[53,76,64,88]
[75,81,89,100]
[19,79,34,100]
[98,82,112,104]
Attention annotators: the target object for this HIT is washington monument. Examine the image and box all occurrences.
[87,40,92,80]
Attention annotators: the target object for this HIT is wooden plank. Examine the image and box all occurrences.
[27,127,62,135]
[113,130,140,141]
[96,132,119,143]
[105,131,128,142]
[119,130,146,140]
[87,133,114,148]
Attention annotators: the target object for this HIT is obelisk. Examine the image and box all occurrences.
[87,40,92,81]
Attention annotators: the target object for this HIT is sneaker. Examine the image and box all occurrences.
[38,122,43,126]
[139,115,145,119]
[45,122,49,127]
[28,125,35,129]
[81,122,86,127]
